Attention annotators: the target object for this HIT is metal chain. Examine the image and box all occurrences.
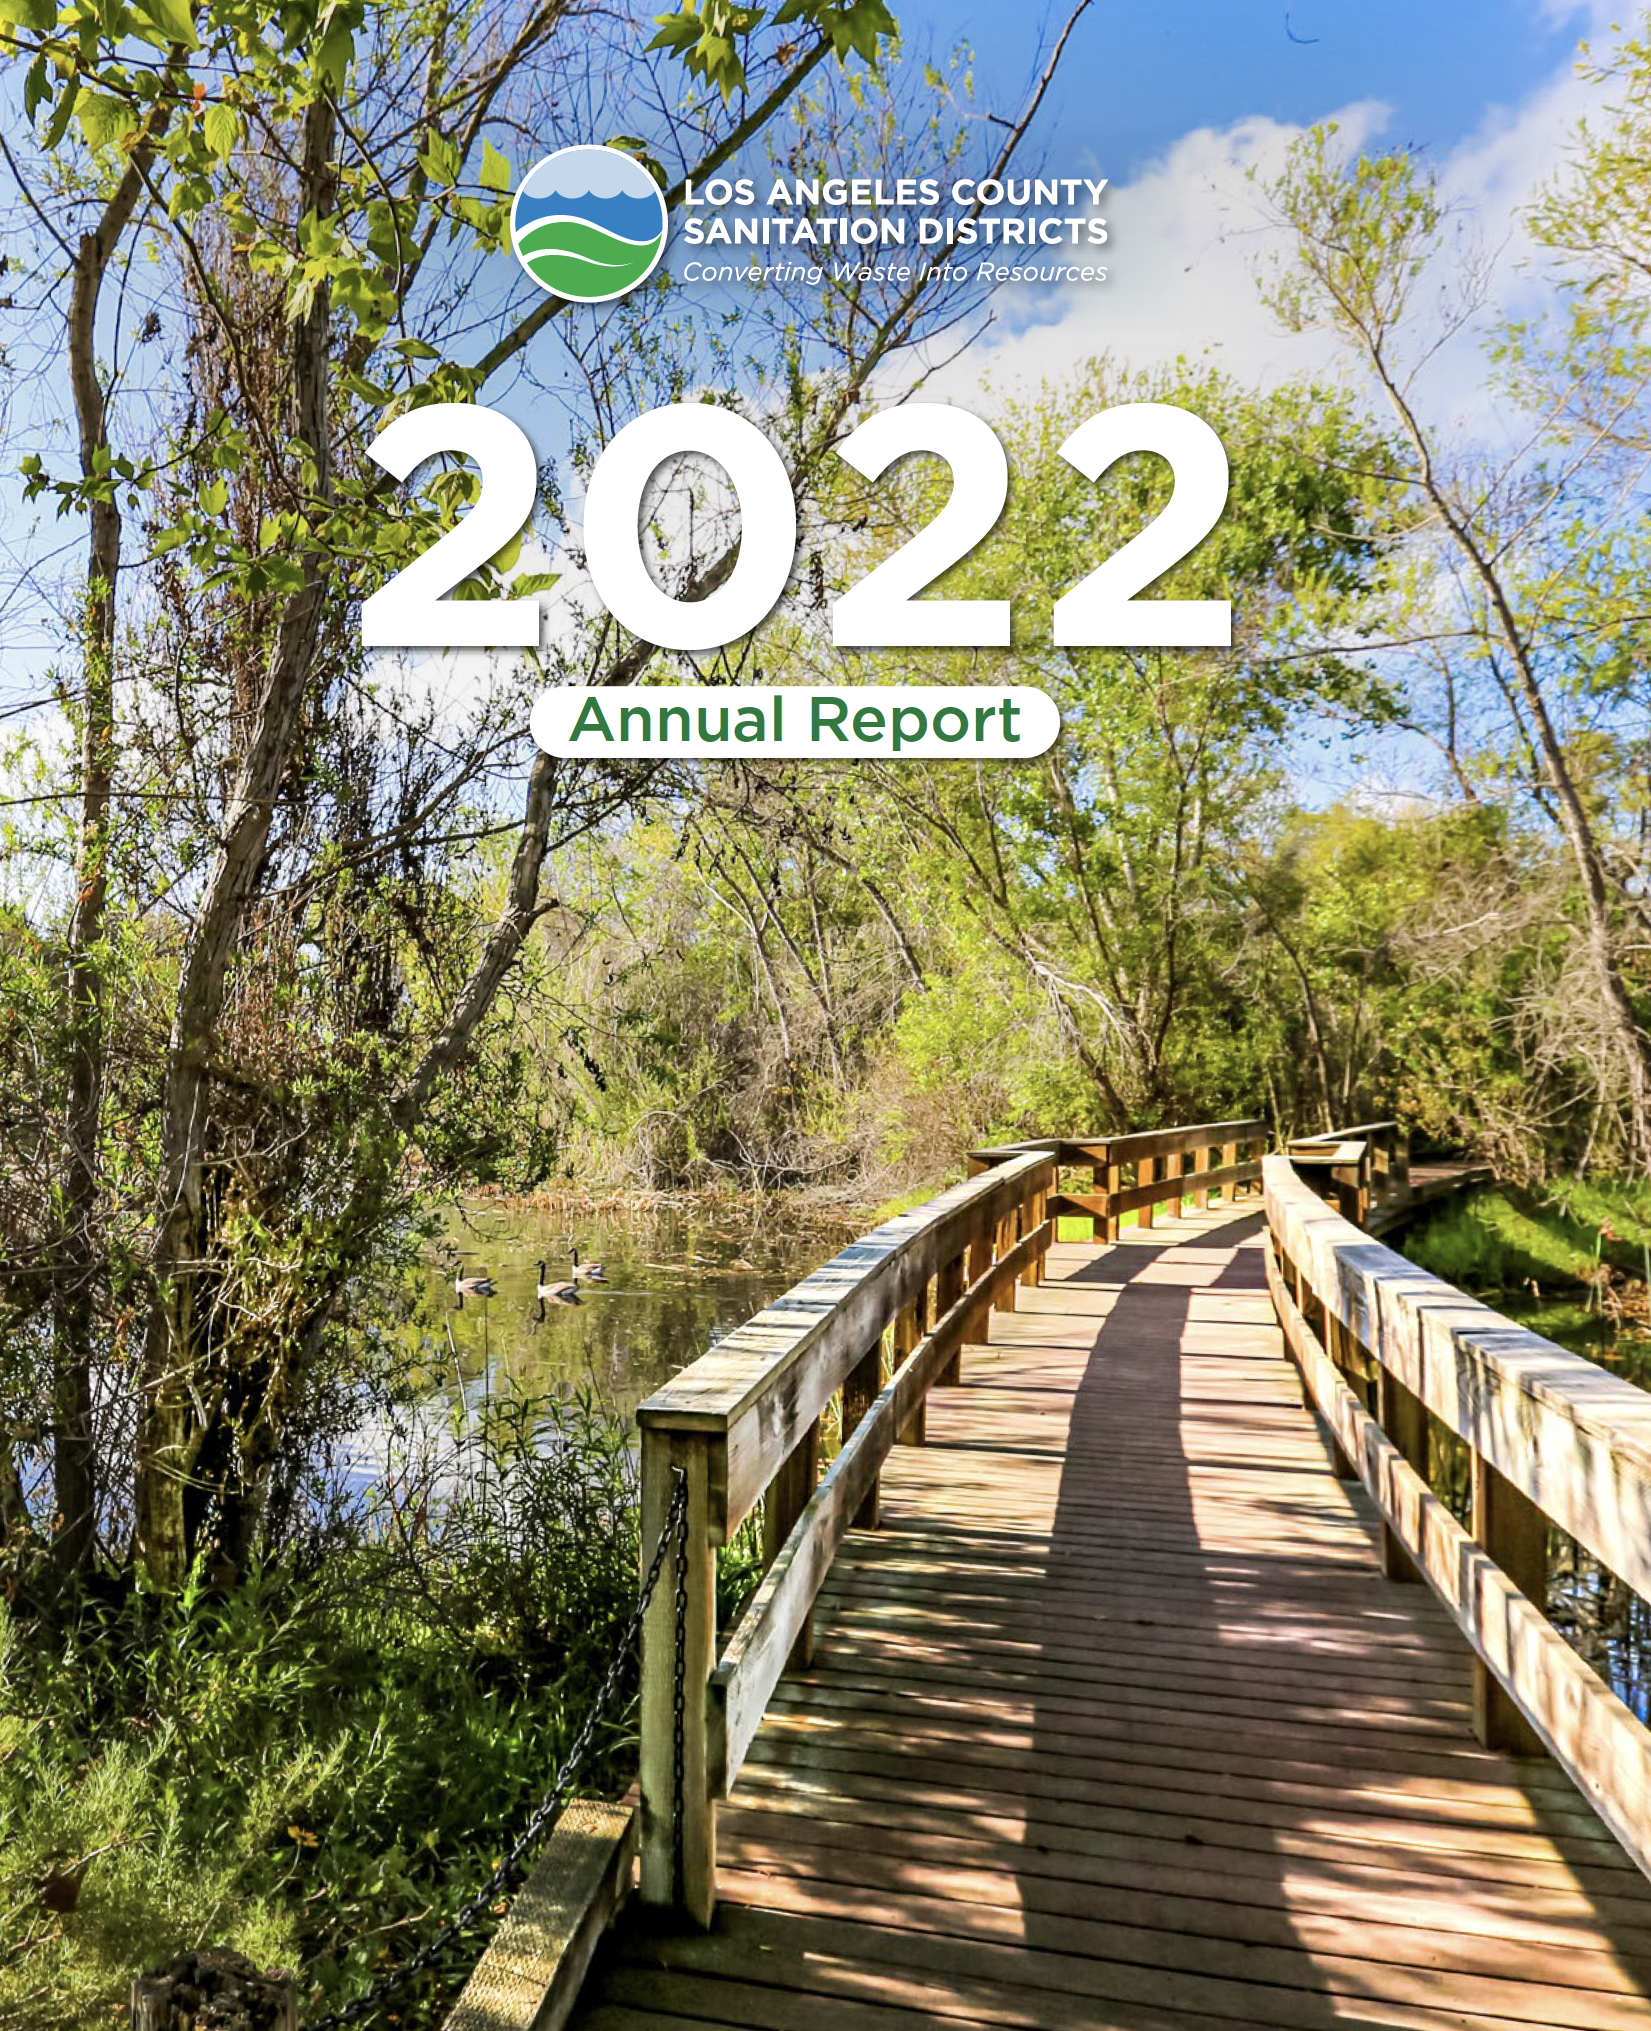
[307,1468,689,2030]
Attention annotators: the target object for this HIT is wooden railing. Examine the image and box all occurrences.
[635,1145,1056,1922]
[1286,1119,1412,1230]
[1265,1151,1651,1876]
[967,1119,1268,1238]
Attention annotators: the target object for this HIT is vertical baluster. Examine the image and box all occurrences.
[843,1333,884,1528]
[1377,1367,1426,1584]
[1021,1184,1043,1288]
[762,1417,820,1668]
[895,1287,928,1444]
[1322,1312,1361,1482]
[936,1247,967,1385]
[995,1207,1018,1311]
[1472,1456,1547,1754]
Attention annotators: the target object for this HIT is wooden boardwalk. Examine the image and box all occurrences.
[572,1203,1651,2030]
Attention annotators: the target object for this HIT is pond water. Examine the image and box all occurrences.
[411,1198,857,1417]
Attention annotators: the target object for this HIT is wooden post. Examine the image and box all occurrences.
[936,1248,967,1386]
[1377,1368,1427,1583]
[763,1417,819,1668]
[1137,1156,1155,1230]
[638,1425,717,1924]
[1164,1150,1184,1221]
[132,1952,295,2031]
[1098,1155,1121,1242]
[1322,1314,1360,1481]
[1472,1454,1548,1755]
[843,1335,884,1527]
[995,1209,1018,1311]
[1020,1186,1042,1287]
[1220,1138,1238,1203]
[895,1291,928,1444]
[1190,1144,1210,1212]
[1394,1126,1412,1204]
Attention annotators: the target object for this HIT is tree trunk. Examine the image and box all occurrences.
[54,140,168,1576]
[134,98,335,1585]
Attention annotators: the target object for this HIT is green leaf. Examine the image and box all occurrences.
[487,528,523,575]
[0,0,54,34]
[316,16,353,87]
[22,55,49,119]
[479,139,511,193]
[139,0,197,47]
[40,77,79,150]
[203,102,240,160]
[417,133,460,186]
[391,337,442,360]
[199,478,228,515]
[79,92,136,151]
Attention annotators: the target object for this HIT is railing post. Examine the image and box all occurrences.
[1190,1143,1210,1211]
[995,1207,1018,1310]
[1097,1150,1121,1242]
[1221,1137,1238,1202]
[763,1417,820,1669]
[1370,1129,1390,1205]
[1020,1183,1043,1288]
[1137,1156,1155,1230]
[895,1290,928,1444]
[638,1424,718,1925]
[1394,1126,1412,1203]
[1322,1313,1361,1482]
[1376,1369,1427,1583]
[1472,1455,1547,1754]
[936,1247,967,1384]
[1165,1150,1184,1221]
[966,1220,992,1318]
[844,1334,884,1527]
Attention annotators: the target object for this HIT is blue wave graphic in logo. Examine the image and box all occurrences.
[513,189,665,243]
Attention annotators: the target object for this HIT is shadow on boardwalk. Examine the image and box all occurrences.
[571,1204,1651,2031]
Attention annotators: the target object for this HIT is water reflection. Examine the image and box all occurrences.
[415,1200,855,1415]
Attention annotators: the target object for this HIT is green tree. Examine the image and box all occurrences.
[1263,117,1651,1167]
[0,0,1102,1587]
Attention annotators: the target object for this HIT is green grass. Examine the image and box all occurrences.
[1403,1178,1651,1390]
[0,1391,657,2031]
[1405,1179,1651,1295]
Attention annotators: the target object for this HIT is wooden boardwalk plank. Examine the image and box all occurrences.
[573,1206,1651,2029]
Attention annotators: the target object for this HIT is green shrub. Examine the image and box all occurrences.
[1,1390,647,2031]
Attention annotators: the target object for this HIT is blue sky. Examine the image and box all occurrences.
[918,0,1600,177]
[0,0,1619,778]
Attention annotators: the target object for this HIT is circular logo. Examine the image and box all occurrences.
[510,145,668,302]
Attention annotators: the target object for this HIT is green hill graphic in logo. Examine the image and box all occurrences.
[510,145,668,302]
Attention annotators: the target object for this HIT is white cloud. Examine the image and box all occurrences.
[915,24,1623,438]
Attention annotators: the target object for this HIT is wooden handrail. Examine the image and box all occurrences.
[972,1119,1268,1240]
[1264,1152,1651,1877]
[1286,1119,1411,1228]
[636,1145,1055,1922]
